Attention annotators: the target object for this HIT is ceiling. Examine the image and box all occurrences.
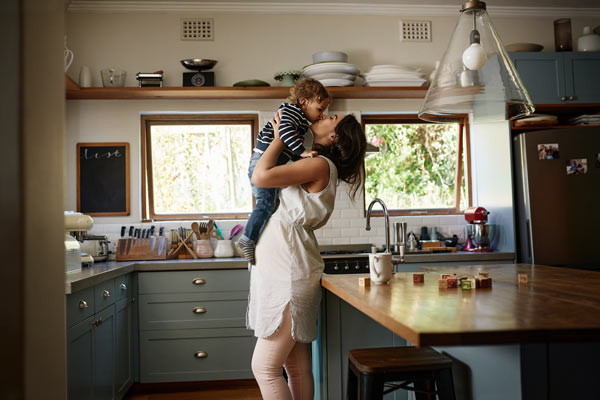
[69,0,600,7]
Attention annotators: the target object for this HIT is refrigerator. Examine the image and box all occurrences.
[512,127,600,270]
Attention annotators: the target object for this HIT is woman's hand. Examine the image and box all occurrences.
[271,110,283,141]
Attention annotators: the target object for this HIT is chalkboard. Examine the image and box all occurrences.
[77,142,130,216]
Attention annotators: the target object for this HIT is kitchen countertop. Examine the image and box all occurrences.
[65,251,514,295]
[321,264,600,346]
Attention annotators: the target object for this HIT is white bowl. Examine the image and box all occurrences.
[317,78,354,87]
[303,62,360,77]
[312,51,348,63]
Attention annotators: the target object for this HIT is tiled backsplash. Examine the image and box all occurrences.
[89,183,467,259]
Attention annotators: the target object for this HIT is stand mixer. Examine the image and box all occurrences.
[463,206,495,252]
[64,211,94,272]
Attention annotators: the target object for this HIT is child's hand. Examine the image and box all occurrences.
[271,110,283,140]
[300,149,318,158]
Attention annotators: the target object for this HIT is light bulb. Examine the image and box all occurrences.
[462,43,487,70]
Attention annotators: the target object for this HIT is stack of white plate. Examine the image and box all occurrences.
[302,62,360,87]
[362,65,426,87]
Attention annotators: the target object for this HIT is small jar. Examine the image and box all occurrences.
[194,240,213,258]
[214,240,235,258]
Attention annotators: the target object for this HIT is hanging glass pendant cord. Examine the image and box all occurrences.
[419,0,534,123]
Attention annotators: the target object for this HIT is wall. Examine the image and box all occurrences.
[65,10,599,253]
[23,0,68,398]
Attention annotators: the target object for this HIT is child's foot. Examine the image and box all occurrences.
[236,237,256,265]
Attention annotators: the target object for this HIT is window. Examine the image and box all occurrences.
[362,115,472,216]
[141,114,258,221]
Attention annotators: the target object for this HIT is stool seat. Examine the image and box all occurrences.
[347,346,456,400]
[349,346,452,374]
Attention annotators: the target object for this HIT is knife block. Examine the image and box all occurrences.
[116,237,168,261]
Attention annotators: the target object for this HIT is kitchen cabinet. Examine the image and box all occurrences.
[66,274,134,400]
[137,269,255,383]
[509,52,600,104]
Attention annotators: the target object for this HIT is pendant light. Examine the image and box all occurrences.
[418,1,535,123]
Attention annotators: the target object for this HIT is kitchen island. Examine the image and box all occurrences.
[321,264,600,400]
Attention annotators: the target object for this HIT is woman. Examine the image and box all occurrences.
[246,111,366,399]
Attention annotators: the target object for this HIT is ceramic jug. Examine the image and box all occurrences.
[194,240,213,258]
[577,26,600,51]
[369,252,393,285]
[214,240,235,258]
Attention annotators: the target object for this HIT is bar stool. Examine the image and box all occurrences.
[346,346,456,400]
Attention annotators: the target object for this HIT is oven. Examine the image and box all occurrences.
[322,252,370,274]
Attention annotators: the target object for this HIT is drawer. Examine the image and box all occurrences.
[114,274,131,303]
[94,278,116,313]
[138,270,250,294]
[140,328,255,383]
[66,286,95,328]
[139,292,248,330]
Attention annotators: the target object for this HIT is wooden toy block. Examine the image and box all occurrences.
[461,279,472,290]
[447,278,458,288]
[413,273,425,283]
[518,273,528,284]
[469,278,477,289]
[438,279,448,289]
[358,277,371,287]
[480,277,492,288]
[479,271,489,277]
[441,273,456,279]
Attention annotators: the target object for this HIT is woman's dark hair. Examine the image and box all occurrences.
[314,114,366,200]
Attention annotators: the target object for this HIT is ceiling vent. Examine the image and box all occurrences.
[181,18,214,41]
[399,20,431,42]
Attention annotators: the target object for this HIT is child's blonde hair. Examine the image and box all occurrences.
[287,78,331,106]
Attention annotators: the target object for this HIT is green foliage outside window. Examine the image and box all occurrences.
[150,124,252,215]
[365,123,464,210]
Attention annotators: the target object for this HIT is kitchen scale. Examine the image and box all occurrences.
[181,58,216,87]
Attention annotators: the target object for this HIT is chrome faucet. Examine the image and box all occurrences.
[366,198,390,254]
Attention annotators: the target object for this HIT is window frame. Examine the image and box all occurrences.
[361,114,472,217]
[141,114,259,222]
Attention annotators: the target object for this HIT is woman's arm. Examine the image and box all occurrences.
[251,112,329,191]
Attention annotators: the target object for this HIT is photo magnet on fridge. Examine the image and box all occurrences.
[566,158,587,175]
[537,143,559,160]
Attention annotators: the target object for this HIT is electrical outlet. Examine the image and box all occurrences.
[181,18,214,41]
[399,20,431,42]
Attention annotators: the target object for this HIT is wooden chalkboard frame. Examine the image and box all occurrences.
[77,142,130,216]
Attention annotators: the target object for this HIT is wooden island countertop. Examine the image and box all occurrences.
[321,264,600,347]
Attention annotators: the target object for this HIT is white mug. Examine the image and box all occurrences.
[79,66,91,87]
[369,252,393,285]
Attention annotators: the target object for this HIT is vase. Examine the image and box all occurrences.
[554,18,572,52]
[577,26,600,51]
[194,240,213,258]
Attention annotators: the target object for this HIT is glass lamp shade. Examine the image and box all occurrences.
[419,2,534,123]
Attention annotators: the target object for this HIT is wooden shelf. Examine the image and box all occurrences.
[66,85,429,100]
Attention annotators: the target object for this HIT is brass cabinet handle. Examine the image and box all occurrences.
[93,317,103,327]
[192,278,206,285]
[569,96,575,101]
[194,351,208,359]
[79,300,88,309]
[120,283,127,291]
[193,307,207,314]
[103,290,111,298]
[561,96,567,101]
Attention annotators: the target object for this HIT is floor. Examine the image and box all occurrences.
[123,380,262,400]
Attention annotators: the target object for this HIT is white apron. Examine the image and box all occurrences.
[246,156,338,343]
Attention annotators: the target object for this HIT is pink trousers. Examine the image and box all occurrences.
[251,304,314,400]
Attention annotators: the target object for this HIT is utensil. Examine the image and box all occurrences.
[192,222,201,240]
[206,220,214,239]
[229,224,243,240]
[180,59,218,71]
[213,222,223,239]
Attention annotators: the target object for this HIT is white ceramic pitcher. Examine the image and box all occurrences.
[369,252,393,285]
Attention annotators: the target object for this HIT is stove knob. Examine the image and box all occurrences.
[344,263,350,271]
[334,264,339,271]
[355,263,360,270]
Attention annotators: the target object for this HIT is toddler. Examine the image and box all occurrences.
[237,78,331,264]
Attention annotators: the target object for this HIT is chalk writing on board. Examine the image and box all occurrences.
[83,148,124,160]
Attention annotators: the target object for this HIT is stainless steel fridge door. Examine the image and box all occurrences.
[514,128,600,269]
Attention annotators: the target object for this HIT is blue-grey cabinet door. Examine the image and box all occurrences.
[67,315,95,400]
[94,304,116,400]
[563,52,600,103]
[115,297,133,399]
[509,52,566,104]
